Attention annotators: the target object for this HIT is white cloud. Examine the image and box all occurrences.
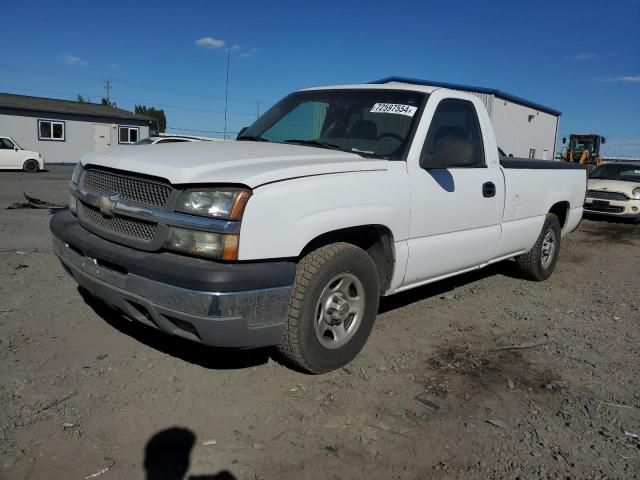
[229,44,242,51]
[106,63,121,70]
[604,75,640,83]
[62,54,87,66]
[195,36,225,49]
[571,53,598,61]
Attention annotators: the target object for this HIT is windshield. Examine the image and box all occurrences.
[9,138,22,149]
[239,89,427,160]
[570,137,595,153]
[590,164,640,183]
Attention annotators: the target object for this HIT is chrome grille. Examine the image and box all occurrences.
[81,169,171,207]
[79,202,157,241]
[586,190,628,201]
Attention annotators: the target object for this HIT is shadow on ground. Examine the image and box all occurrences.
[145,427,236,480]
[379,259,519,313]
[81,260,521,370]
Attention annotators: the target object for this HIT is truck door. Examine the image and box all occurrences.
[404,96,502,285]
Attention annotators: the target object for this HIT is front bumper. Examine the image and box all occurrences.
[50,210,295,348]
[584,198,640,220]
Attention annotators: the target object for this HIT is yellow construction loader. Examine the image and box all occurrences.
[560,134,606,168]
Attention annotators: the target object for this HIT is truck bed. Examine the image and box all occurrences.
[500,158,587,170]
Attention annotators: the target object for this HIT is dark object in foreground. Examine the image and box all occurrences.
[144,427,237,480]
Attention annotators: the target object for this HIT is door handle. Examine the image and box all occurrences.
[482,182,496,198]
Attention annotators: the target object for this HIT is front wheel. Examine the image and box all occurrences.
[515,213,561,281]
[23,159,39,173]
[277,242,380,374]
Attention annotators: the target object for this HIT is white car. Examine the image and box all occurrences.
[51,82,586,373]
[584,162,640,221]
[0,137,44,172]
[133,135,213,145]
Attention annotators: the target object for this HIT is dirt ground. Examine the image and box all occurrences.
[1,167,639,480]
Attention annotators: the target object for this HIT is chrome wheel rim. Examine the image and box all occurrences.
[541,229,556,268]
[314,272,365,350]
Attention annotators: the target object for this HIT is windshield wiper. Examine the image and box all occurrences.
[284,139,384,159]
[283,139,344,151]
[237,135,269,142]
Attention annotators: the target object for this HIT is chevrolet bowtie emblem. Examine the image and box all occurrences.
[98,194,119,217]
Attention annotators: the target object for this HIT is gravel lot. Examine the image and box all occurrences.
[1,167,639,480]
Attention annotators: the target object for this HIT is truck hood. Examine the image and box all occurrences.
[81,141,388,187]
[588,178,640,196]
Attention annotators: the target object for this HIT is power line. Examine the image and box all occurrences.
[0,84,266,116]
[0,62,282,105]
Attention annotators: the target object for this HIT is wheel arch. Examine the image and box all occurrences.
[299,224,396,294]
[548,201,570,229]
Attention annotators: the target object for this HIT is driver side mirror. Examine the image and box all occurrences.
[14,146,18,151]
[421,138,478,169]
[237,127,248,139]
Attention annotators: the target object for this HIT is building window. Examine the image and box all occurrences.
[119,126,139,144]
[38,119,65,141]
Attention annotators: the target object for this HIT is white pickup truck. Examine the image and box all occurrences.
[51,83,586,373]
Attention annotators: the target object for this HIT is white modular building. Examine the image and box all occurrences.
[0,93,154,164]
[373,77,561,160]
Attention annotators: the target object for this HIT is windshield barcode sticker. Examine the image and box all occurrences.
[370,103,417,117]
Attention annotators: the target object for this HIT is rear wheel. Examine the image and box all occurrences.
[515,214,561,281]
[277,242,380,374]
[23,159,39,173]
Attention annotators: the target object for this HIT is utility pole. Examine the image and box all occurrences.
[223,49,230,139]
[104,80,112,105]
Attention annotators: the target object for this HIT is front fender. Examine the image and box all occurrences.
[238,168,410,260]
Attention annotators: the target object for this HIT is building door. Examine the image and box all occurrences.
[93,125,111,149]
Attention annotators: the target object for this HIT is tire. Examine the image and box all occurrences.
[515,214,561,281]
[277,242,380,374]
[23,159,39,173]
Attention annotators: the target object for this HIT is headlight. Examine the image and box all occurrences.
[632,187,640,200]
[176,188,251,220]
[71,163,83,184]
[165,227,239,260]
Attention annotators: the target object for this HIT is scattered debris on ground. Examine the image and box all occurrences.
[7,192,66,210]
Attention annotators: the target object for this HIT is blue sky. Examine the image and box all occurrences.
[2,0,639,155]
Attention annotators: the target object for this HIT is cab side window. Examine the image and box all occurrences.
[420,99,485,168]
